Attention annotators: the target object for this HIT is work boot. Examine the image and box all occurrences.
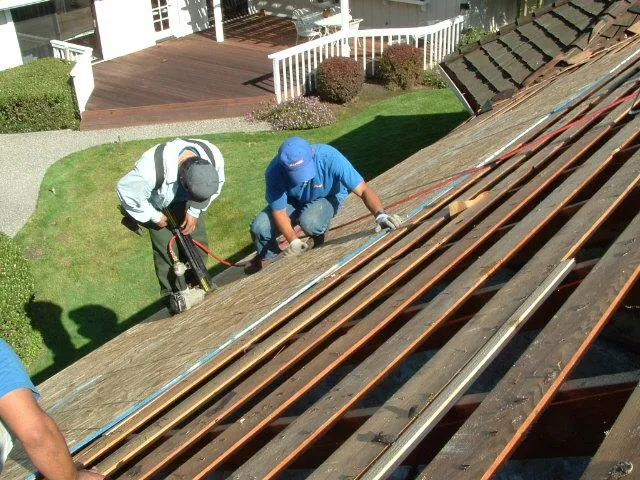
[244,255,265,275]
[309,233,325,249]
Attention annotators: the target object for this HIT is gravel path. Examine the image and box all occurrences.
[0,117,271,237]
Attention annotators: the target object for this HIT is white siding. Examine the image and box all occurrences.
[93,0,155,60]
[249,0,522,30]
[0,10,22,71]
[173,0,210,38]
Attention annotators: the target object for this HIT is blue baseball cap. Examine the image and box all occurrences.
[278,137,315,185]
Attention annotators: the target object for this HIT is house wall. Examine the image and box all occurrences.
[0,9,23,70]
[250,0,520,30]
[173,0,210,37]
[93,0,155,60]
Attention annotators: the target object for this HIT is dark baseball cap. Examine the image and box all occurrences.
[278,137,315,185]
[179,157,219,208]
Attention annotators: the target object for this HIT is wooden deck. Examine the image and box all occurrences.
[81,15,298,130]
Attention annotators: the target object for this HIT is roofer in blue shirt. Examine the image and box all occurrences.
[245,136,403,274]
[0,339,104,479]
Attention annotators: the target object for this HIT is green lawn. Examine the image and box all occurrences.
[15,88,469,382]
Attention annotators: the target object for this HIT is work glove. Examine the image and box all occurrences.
[282,238,310,257]
[375,211,404,232]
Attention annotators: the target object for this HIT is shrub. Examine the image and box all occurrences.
[422,69,447,89]
[316,56,364,104]
[0,57,80,133]
[377,43,423,91]
[246,96,335,130]
[0,234,41,366]
[460,27,492,46]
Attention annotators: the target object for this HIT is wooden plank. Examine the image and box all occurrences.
[203,99,640,480]
[196,372,638,466]
[82,62,637,475]
[580,384,640,480]
[312,120,640,480]
[420,203,640,480]
[460,63,640,201]
[73,227,411,466]
[355,143,640,480]
[84,222,440,472]
[358,260,577,480]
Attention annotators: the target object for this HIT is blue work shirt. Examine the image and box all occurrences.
[0,339,39,400]
[266,144,364,211]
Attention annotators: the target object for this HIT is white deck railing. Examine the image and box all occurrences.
[51,40,94,115]
[268,15,465,103]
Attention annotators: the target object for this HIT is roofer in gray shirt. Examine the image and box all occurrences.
[117,138,225,313]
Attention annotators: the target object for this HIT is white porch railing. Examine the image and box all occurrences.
[268,15,465,103]
[51,40,94,115]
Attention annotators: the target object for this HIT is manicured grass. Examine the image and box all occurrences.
[15,88,469,382]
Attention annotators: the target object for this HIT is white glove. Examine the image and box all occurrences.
[282,238,310,257]
[375,211,404,232]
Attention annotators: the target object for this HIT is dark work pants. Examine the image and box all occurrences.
[149,203,209,296]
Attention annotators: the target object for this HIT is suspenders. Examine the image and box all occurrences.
[153,139,216,191]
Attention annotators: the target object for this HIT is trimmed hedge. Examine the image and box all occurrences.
[0,57,80,133]
[377,44,423,91]
[0,234,42,366]
[247,96,335,130]
[316,56,364,104]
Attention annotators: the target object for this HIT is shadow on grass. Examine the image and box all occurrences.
[328,112,469,180]
[30,244,254,384]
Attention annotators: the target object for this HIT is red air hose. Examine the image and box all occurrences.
[168,234,247,267]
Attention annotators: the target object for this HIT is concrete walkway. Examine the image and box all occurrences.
[0,118,270,237]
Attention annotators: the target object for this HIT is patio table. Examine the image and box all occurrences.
[314,12,352,35]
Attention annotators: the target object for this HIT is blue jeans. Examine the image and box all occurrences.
[250,196,340,259]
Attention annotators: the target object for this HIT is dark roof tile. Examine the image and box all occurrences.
[535,13,582,45]
[517,22,564,58]
[498,31,548,70]
[554,3,595,29]
[481,41,533,85]
[446,58,497,111]
[570,0,611,16]
[465,49,519,92]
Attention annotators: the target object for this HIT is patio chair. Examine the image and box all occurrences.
[349,18,363,46]
[292,8,323,44]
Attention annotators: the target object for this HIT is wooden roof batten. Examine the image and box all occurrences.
[30,45,638,479]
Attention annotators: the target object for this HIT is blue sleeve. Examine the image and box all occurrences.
[0,340,39,400]
[265,159,288,211]
[326,146,364,192]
